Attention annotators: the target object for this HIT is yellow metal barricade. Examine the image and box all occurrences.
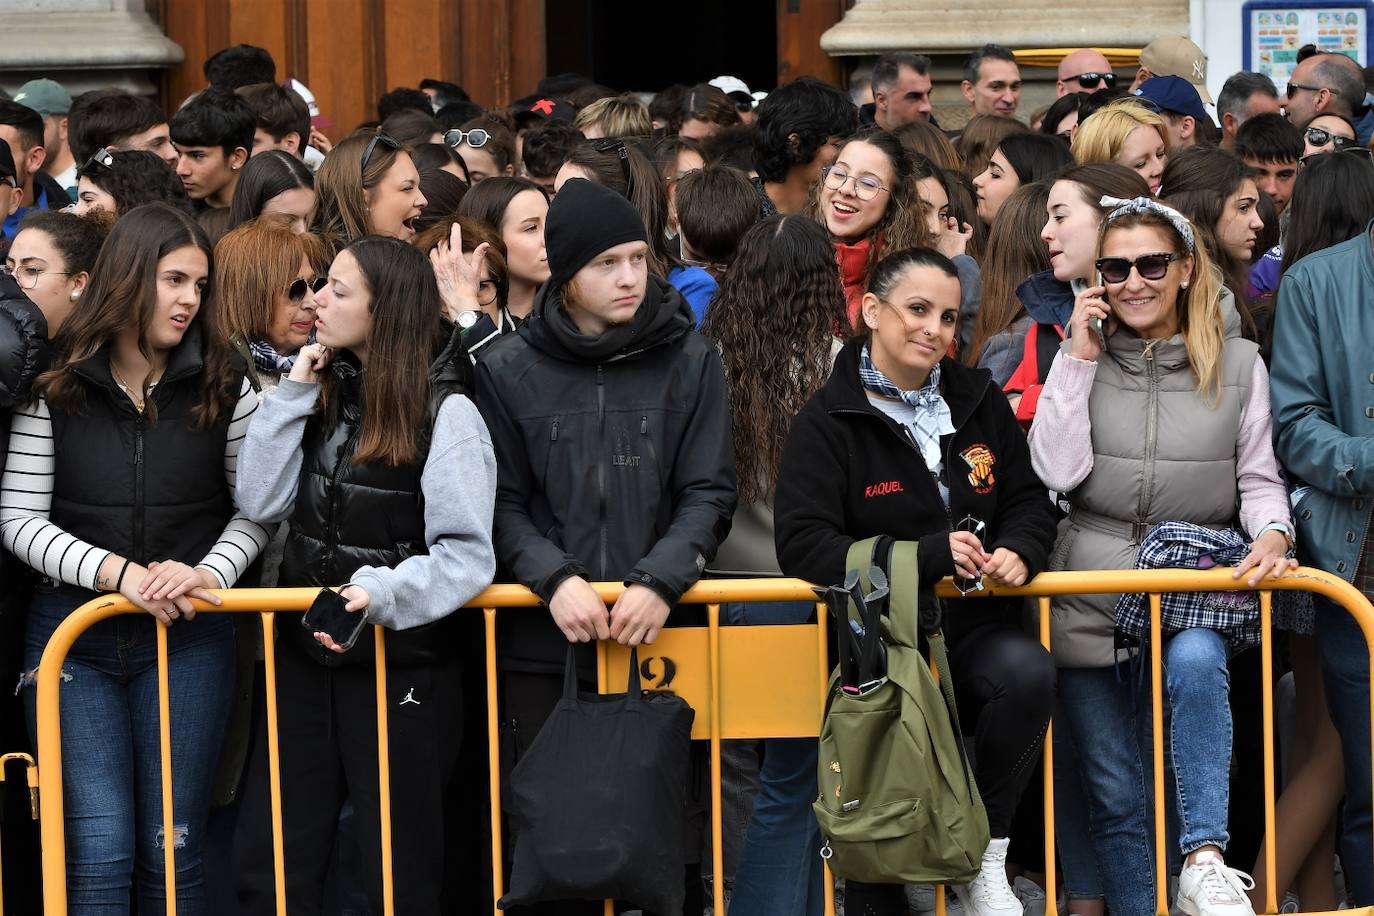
[22,569,1374,916]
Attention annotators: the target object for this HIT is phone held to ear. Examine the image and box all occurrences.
[1070,276,1107,348]
[302,587,367,651]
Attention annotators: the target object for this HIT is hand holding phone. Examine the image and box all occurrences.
[302,586,369,653]
[1068,277,1110,362]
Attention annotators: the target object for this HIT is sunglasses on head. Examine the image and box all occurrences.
[1096,252,1179,284]
[81,147,115,174]
[443,128,490,150]
[1069,71,1118,89]
[1299,145,1374,167]
[590,137,635,195]
[287,276,329,302]
[360,132,401,171]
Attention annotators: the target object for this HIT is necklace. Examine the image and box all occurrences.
[110,365,157,413]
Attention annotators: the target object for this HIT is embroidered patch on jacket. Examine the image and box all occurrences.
[960,444,996,494]
[864,479,905,498]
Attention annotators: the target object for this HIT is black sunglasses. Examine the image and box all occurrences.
[1287,81,1323,101]
[1096,252,1179,284]
[287,276,329,302]
[443,128,490,150]
[360,132,401,171]
[590,137,634,196]
[1069,72,1118,89]
[1304,125,1357,149]
[81,147,115,175]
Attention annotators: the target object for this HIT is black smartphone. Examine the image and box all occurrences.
[301,588,367,651]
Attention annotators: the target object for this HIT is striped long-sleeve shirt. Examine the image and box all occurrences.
[0,379,271,591]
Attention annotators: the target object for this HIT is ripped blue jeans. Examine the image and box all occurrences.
[21,583,235,915]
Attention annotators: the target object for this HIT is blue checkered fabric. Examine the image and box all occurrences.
[1115,521,1261,648]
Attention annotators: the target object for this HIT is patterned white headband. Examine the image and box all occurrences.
[1100,195,1196,253]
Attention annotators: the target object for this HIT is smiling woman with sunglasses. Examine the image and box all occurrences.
[312,131,427,253]
[1028,198,1295,916]
[774,246,1058,916]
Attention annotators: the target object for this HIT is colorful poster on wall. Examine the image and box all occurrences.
[1243,1,1374,89]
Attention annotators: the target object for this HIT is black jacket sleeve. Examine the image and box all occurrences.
[627,343,737,603]
[774,400,854,587]
[0,277,49,411]
[983,389,1057,577]
[474,359,588,601]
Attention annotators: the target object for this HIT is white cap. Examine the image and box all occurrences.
[709,75,751,97]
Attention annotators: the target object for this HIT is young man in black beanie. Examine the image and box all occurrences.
[475,178,736,914]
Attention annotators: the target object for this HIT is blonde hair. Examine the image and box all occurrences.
[574,94,652,139]
[1072,100,1169,167]
[1098,208,1227,403]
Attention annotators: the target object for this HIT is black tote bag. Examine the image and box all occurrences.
[498,644,696,913]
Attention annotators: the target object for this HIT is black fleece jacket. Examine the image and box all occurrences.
[475,276,736,672]
[774,338,1057,641]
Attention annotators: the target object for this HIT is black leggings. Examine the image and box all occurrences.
[846,623,1055,911]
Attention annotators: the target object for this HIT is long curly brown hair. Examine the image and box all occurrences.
[700,216,847,504]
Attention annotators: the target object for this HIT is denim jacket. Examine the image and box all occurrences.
[1270,225,1374,583]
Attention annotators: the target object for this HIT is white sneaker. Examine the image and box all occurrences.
[1176,852,1256,916]
[953,838,1024,916]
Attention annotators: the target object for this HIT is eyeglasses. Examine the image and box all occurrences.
[1304,125,1357,149]
[2,263,73,290]
[590,137,635,195]
[1287,81,1324,101]
[477,278,498,307]
[821,165,889,201]
[1299,145,1374,167]
[1068,71,1117,90]
[1057,129,1074,142]
[1095,252,1179,284]
[0,176,15,190]
[81,147,114,175]
[443,128,490,150]
[287,275,329,302]
[360,132,401,171]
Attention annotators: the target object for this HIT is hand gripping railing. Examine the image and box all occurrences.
[23,568,1374,916]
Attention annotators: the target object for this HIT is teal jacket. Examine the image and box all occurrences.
[1270,226,1374,582]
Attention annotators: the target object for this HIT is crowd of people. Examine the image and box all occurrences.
[0,33,1371,916]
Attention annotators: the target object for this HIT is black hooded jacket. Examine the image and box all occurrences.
[0,273,48,460]
[475,275,736,672]
[774,338,1057,641]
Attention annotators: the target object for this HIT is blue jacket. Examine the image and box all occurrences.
[1270,226,1374,582]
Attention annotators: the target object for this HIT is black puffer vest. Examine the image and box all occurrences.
[280,332,468,667]
[49,325,237,572]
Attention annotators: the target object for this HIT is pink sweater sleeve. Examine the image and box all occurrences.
[1236,359,1293,539]
[1027,351,1098,493]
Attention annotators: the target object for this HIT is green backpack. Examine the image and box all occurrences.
[813,537,991,884]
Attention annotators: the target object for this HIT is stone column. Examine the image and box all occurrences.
[821,0,1190,128]
[0,0,183,98]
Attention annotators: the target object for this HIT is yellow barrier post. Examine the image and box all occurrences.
[1260,591,1278,914]
[1037,596,1056,911]
[707,603,725,916]
[485,607,504,916]
[260,612,288,916]
[155,622,177,915]
[0,752,39,910]
[818,599,837,916]
[1150,593,1167,916]
[373,626,395,916]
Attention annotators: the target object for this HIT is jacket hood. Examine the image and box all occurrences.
[522,273,693,363]
[1016,270,1075,328]
[820,335,995,431]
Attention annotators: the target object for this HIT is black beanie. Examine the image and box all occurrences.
[545,178,648,289]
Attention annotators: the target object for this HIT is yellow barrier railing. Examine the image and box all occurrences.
[24,568,1374,916]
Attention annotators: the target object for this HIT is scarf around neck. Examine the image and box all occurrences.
[248,337,298,376]
[858,343,954,473]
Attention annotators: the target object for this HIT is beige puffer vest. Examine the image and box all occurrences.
[1049,296,1258,667]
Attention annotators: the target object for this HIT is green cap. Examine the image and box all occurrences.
[13,79,72,116]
